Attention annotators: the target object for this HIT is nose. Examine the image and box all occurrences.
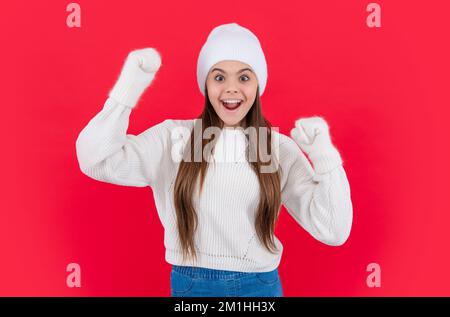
[224,79,239,94]
[223,78,241,97]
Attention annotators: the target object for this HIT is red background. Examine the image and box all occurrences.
[1,1,449,296]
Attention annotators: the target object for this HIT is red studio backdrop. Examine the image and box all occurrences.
[1,1,449,296]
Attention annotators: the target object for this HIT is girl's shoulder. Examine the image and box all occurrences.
[270,129,298,151]
[270,129,309,169]
[152,118,196,136]
[160,118,196,129]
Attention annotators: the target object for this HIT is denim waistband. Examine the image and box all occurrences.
[172,265,278,280]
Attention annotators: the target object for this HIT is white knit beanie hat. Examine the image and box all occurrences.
[196,23,268,97]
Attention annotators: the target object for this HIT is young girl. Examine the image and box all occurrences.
[76,23,353,297]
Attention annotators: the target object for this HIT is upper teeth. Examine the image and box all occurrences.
[222,99,242,104]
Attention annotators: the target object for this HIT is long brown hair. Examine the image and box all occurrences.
[173,85,282,263]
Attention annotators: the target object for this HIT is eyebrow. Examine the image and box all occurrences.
[210,68,253,74]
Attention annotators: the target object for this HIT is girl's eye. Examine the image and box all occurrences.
[214,74,250,82]
[214,75,224,81]
[240,75,250,81]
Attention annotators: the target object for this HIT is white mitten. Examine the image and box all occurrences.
[109,48,162,108]
[290,116,343,174]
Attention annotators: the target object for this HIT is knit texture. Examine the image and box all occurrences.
[75,97,353,272]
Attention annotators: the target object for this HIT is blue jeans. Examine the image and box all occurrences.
[170,265,284,297]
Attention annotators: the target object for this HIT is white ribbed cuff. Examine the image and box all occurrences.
[309,146,343,174]
[109,71,155,108]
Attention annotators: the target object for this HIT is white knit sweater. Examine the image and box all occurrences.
[75,97,353,273]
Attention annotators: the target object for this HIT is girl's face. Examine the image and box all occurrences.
[206,60,258,128]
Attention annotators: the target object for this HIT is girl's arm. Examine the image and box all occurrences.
[75,48,166,188]
[280,118,353,246]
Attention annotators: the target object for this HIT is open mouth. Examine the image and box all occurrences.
[221,99,243,111]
